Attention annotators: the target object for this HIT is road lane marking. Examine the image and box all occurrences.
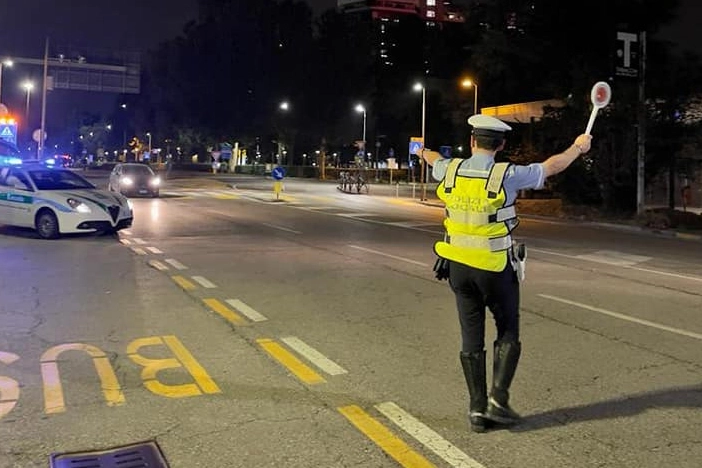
[172,275,196,290]
[575,250,651,266]
[338,405,436,468]
[262,222,302,234]
[203,298,248,326]
[127,336,221,398]
[539,294,702,340]
[280,337,347,376]
[148,259,169,271]
[121,230,133,236]
[225,299,268,322]
[119,238,132,245]
[385,221,436,228]
[41,344,125,414]
[376,402,486,468]
[147,247,163,254]
[192,276,217,288]
[165,259,188,270]
[132,238,147,245]
[0,352,20,420]
[338,213,377,218]
[256,339,325,385]
[532,248,702,283]
[131,247,148,256]
[349,245,430,267]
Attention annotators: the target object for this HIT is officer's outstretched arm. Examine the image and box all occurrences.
[542,134,592,177]
[421,149,442,167]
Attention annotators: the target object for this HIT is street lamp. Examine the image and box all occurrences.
[146,132,152,153]
[21,80,33,123]
[278,101,290,164]
[0,59,13,104]
[355,104,366,157]
[413,82,427,200]
[461,78,479,115]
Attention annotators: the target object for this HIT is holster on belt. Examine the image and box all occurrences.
[511,242,527,282]
[433,256,450,281]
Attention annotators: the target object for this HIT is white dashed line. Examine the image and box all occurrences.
[165,259,188,270]
[539,294,702,340]
[192,276,217,288]
[131,247,147,256]
[120,230,133,236]
[119,238,132,245]
[148,260,169,271]
[280,337,347,376]
[132,238,147,245]
[147,247,163,254]
[262,223,302,234]
[375,402,486,468]
[349,245,430,267]
[225,299,268,322]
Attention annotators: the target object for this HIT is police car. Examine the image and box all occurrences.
[0,162,133,239]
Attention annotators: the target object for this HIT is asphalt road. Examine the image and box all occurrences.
[1,173,701,468]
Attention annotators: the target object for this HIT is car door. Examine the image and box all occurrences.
[0,167,13,225]
[3,169,35,226]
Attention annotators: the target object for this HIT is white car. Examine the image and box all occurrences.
[0,163,133,239]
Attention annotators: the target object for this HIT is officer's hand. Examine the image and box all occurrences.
[574,134,592,154]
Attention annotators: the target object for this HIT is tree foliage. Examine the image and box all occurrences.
[124,0,701,211]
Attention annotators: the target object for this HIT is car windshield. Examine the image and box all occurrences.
[28,169,96,190]
[122,165,154,176]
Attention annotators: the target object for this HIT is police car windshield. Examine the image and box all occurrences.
[28,169,95,190]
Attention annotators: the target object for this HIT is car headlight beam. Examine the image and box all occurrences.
[121,176,134,186]
[67,198,92,213]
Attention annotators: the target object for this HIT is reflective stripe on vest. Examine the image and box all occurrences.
[447,233,513,251]
[434,159,515,272]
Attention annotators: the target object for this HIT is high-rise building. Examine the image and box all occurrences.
[338,0,465,74]
[338,0,464,24]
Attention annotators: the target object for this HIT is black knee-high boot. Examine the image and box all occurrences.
[459,350,488,433]
[486,341,522,426]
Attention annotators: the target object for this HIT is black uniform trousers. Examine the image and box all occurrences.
[448,260,520,354]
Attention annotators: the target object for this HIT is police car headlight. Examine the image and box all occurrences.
[150,177,161,186]
[67,198,91,213]
[121,176,134,186]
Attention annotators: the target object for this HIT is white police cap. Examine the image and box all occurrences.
[467,114,512,132]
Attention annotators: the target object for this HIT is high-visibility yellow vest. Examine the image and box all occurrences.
[434,158,517,272]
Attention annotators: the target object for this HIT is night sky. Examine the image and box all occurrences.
[0,0,697,142]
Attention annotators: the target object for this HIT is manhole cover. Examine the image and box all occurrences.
[50,440,170,468]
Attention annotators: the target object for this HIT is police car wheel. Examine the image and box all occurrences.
[35,210,60,239]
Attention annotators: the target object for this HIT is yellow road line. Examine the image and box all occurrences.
[256,338,325,385]
[162,335,222,394]
[214,194,239,199]
[338,405,436,468]
[171,275,196,290]
[202,298,247,326]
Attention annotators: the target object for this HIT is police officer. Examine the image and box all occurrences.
[422,114,592,433]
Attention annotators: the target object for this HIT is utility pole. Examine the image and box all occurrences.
[39,38,49,159]
[636,31,646,216]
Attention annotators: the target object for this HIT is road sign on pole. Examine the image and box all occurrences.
[409,137,424,155]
